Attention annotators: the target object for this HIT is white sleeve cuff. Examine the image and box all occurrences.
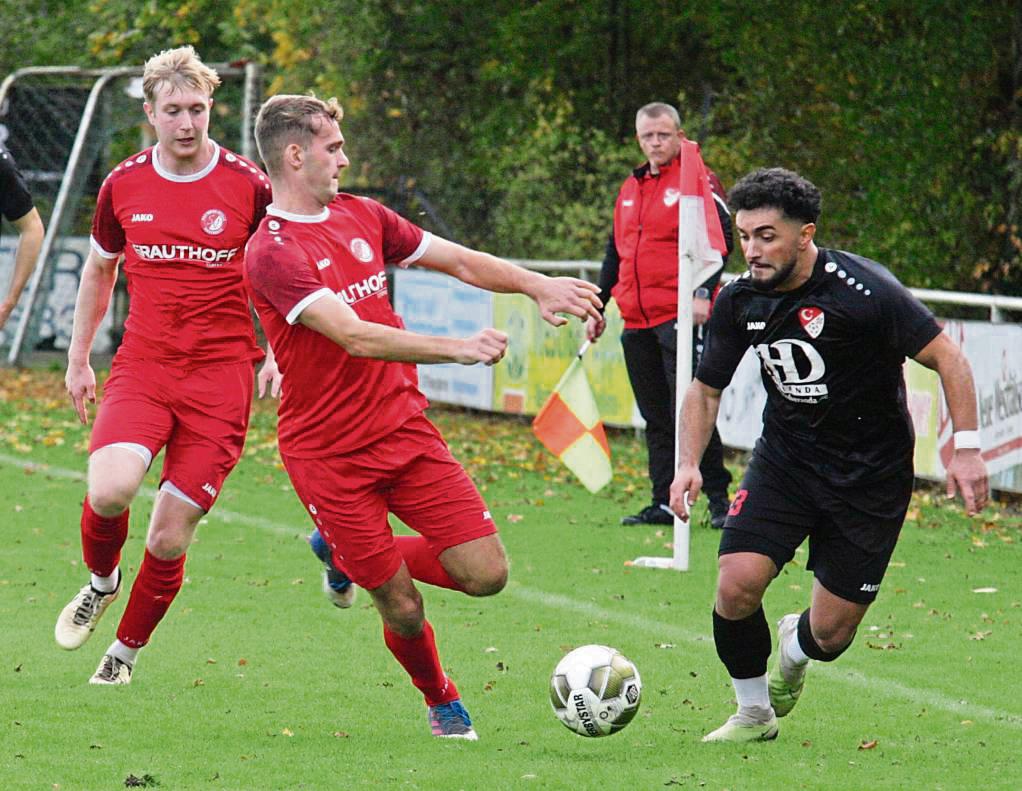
[285,287,335,325]
[90,235,121,260]
[397,231,433,268]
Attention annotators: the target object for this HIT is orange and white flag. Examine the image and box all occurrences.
[532,345,612,493]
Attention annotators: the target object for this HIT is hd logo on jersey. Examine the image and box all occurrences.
[754,339,828,403]
[799,307,825,339]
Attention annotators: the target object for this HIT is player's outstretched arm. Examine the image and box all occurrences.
[0,207,44,330]
[913,332,988,515]
[418,236,602,326]
[299,291,507,366]
[65,249,120,425]
[669,379,723,522]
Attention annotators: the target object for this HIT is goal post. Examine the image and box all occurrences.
[0,62,262,366]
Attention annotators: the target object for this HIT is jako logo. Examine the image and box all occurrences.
[316,258,332,270]
[860,582,880,592]
[202,482,218,497]
[746,321,766,330]
[131,213,154,222]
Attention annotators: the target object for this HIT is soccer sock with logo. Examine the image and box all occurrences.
[115,549,186,648]
[80,495,129,582]
[383,620,460,706]
[394,536,467,592]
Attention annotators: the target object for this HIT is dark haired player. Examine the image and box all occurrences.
[0,145,45,331]
[670,167,988,742]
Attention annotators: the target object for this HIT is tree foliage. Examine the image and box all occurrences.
[1,1,1018,292]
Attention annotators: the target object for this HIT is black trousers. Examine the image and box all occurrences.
[621,319,731,505]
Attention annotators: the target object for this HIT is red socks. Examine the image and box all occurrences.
[80,496,129,577]
[383,620,459,706]
[395,536,466,592]
[116,549,186,649]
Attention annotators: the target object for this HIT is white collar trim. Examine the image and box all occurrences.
[152,140,220,182]
[266,204,330,223]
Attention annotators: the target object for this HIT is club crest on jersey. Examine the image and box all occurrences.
[349,238,374,263]
[799,307,825,339]
[201,209,227,236]
[663,188,680,207]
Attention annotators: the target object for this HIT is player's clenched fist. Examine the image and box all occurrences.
[458,328,508,366]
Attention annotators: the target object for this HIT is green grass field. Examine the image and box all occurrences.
[2,369,1020,790]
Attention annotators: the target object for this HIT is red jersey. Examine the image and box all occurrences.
[244,194,431,458]
[90,141,272,364]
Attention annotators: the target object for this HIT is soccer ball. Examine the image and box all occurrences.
[549,644,642,737]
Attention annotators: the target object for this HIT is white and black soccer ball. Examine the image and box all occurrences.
[549,644,642,737]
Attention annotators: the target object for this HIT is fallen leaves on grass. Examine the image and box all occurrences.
[858,739,878,750]
[123,775,160,788]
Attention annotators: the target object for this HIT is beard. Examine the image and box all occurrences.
[749,254,799,292]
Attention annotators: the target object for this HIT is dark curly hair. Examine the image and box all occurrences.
[728,167,822,225]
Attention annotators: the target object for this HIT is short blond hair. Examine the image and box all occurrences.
[636,102,681,129]
[255,94,345,176]
[142,45,220,105]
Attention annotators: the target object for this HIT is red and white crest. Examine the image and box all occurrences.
[201,209,227,236]
[798,307,825,339]
[349,237,374,263]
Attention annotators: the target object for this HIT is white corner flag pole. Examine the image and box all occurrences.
[631,166,694,572]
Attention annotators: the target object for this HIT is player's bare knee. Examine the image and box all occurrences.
[715,574,765,618]
[372,585,424,634]
[145,525,191,559]
[461,561,508,597]
[87,485,134,517]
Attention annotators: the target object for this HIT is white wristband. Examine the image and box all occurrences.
[953,430,981,450]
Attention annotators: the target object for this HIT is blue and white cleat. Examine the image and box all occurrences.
[308,530,356,609]
[428,699,478,740]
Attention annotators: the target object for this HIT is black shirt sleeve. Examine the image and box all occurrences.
[0,149,35,223]
[872,266,942,357]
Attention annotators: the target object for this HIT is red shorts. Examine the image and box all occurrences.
[90,357,255,511]
[282,413,497,590]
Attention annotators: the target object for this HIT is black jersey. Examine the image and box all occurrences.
[0,147,35,224]
[697,248,942,486]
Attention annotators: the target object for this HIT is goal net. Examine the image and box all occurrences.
[0,63,262,365]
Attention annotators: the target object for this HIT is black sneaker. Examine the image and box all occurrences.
[707,494,730,529]
[621,503,674,526]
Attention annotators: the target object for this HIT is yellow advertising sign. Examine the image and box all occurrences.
[492,295,637,426]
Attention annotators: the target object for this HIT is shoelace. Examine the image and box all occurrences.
[72,589,102,626]
[96,656,123,681]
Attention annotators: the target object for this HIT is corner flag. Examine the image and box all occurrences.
[678,139,728,287]
[632,139,727,572]
[532,342,612,493]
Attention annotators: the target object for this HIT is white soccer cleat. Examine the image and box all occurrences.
[322,569,357,609]
[702,707,778,743]
[89,653,133,685]
[55,581,120,650]
[769,613,808,717]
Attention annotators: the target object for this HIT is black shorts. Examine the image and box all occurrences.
[719,451,913,604]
